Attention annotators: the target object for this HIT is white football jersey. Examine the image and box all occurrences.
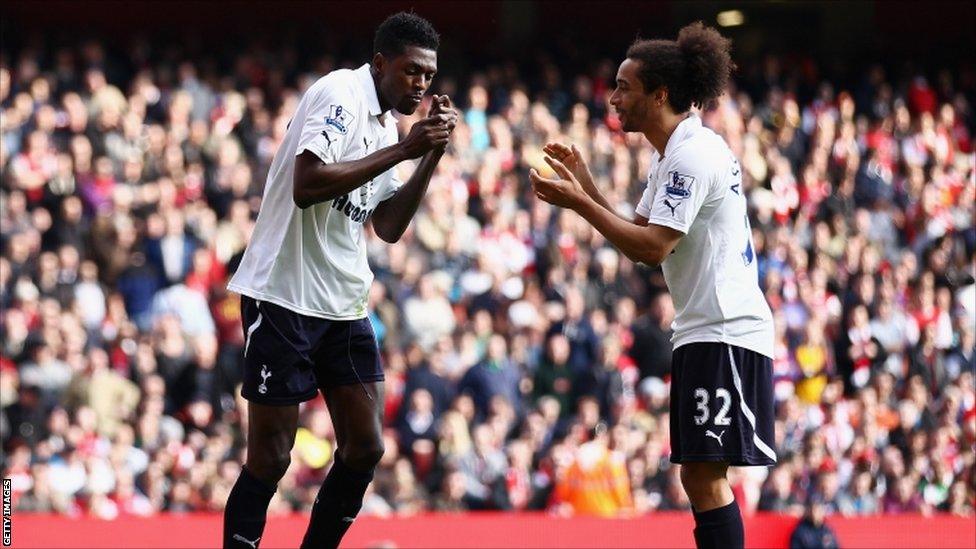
[228,64,402,319]
[636,114,774,358]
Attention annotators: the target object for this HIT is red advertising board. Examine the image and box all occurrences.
[9,512,976,548]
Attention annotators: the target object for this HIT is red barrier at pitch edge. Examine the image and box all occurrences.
[9,512,976,548]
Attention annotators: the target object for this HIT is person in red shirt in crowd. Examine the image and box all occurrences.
[10,130,58,205]
[908,76,938,115]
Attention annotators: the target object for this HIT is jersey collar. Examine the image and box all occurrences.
[354,63,384,118]
[662,112,701,159]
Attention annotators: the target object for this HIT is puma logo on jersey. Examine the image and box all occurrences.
[663,199,679,217]
[706,429,726,446]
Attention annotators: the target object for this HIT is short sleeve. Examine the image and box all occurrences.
[634,175,655,219]
[378,167,404,202]
[375,125,405,203]
[645,154,712,234]
[296,82,357,165]
[634,152,661,219]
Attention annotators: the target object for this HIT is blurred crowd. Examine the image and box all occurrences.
[1,36,974,522]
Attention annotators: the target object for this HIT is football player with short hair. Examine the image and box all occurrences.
[224,12,456,549]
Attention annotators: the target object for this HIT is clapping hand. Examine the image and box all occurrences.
[529,155,588,210]
[542,142,598,196]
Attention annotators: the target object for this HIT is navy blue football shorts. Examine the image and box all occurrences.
[669,342,777,466]
[239,295,384,406]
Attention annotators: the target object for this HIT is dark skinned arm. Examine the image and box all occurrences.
[371,148,444,242]
[293,146,407,209]
[292,112,454,209]
[371,95,458,243]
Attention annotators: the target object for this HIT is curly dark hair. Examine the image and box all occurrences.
[373,12,440,58]
[625,21,735,111]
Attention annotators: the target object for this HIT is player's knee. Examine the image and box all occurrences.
[265,453,292,482]
[342,438,384,471]
[249,448,292,483]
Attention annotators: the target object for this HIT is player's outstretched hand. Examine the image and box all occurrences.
[543,142,598,198]
[400,114,453,159]
[530,156,587,210]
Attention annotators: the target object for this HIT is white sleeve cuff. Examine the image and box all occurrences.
[646,216,690,234]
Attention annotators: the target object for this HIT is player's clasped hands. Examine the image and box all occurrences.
[400,95,458,158]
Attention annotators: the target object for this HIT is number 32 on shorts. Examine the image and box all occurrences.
[694,388,732,426]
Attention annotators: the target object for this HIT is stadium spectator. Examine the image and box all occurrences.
[551,422,633,517]
[789,500,840,549]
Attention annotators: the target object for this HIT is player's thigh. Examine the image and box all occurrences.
[245,401,300,467]
[323,381,385,459]
[313,318,386,454]
[679,460,734,511]
[679,461,729,486]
